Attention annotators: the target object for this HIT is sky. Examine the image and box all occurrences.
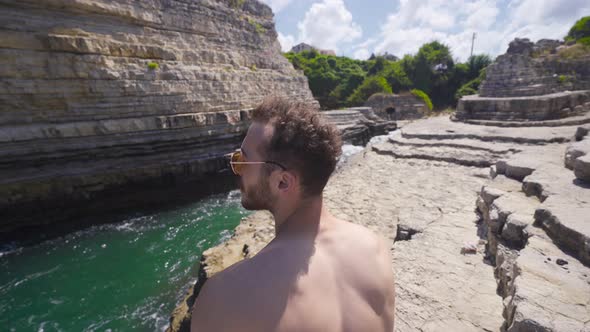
[259,0,590,61]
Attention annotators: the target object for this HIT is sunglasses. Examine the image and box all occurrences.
[227,150,287,176]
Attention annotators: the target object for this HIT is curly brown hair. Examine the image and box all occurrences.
[252,96,342,197]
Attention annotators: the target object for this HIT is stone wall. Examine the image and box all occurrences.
[365,93,427,120]
[0,0,316,232]
[457,90,590,121]
[479,38,590,98]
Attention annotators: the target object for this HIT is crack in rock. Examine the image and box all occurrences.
[395,224,421,241]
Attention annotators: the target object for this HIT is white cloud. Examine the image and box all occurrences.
[296,0,362,53]
[415,6,455,30]
[462,1,499,30]
[277,32,296,52]
[371,0,590,62]
[354,38,377,49]
[258,0,294,13]
[273,0,589,60]
[353,48,370,60]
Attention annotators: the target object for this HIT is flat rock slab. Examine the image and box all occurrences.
[389,130,521,154]
[402,116,579,144]
[454,111,590,127]
[575,154,590,182]
[372,141,506,168]
[492,192,540,221]
[565,136,590,169]
[496,144,566,181]
[503,233,590,331]
[523,163,590,201]
[535,195,590,266]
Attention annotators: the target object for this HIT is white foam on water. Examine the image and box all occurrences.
[217,229,232,244]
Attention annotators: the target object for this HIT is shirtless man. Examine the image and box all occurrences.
[191,97,395,332]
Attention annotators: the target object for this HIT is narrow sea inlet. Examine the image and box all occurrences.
[0,190,248,331]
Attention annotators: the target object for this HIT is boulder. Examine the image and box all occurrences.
[500,213,531,248]
[574,154,590,182]
[507,38,534,55]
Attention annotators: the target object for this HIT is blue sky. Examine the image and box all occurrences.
[260,0,590,61]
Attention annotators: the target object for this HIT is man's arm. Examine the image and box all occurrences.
[377,235,396,331]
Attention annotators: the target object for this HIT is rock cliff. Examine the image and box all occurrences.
[0,0,316,232]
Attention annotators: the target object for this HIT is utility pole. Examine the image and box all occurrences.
[470,32,477,59]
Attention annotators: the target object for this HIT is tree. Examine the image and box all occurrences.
[406,41,455,108]
[455,67,487,100]
[367,56,386,76]
[283,42,492,110]
[467,54,492,78]
[382,61,412,92]
[346,76,392,106]
[565,16,590,44]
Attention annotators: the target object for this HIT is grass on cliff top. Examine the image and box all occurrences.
[557,42,590,59]
[247,17,266,34]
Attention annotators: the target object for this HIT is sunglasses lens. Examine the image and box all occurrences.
[231,151,243,175]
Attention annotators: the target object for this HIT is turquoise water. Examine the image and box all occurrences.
[0,190,248,331]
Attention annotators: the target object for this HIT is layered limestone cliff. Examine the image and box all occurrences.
[0,0,317,232]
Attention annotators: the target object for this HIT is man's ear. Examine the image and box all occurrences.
[277,170,297,192]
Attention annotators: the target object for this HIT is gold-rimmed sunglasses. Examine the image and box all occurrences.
[226,150,287,176]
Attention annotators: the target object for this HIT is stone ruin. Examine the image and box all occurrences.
[456,38,590,122]
[365,92,428,121]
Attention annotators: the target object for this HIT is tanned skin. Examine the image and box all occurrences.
[191,121,395,332]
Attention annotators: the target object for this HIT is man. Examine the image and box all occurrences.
[191,96,395,332]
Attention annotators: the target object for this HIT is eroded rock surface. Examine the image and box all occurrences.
[320,108,396,146]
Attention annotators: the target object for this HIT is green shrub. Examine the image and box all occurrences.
[558,75,568,83]
[147,61,159,70]
[565,16,590,42]
[455,68,487,100]
[578,36,590,46]
[230,0,245,9]
[250,64,257,71]
[346,76,392,106]
[248,17,266,34]
[411,89,433,111]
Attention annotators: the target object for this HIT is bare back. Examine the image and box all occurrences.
[191,219,395,332]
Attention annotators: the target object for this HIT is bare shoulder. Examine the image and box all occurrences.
[333,220,396,329]
[190,260,253,332]
[327,219,394,292]
[333,219,390,255]
[191,248,286,332]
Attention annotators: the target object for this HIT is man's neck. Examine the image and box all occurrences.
[272,195,327,238]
